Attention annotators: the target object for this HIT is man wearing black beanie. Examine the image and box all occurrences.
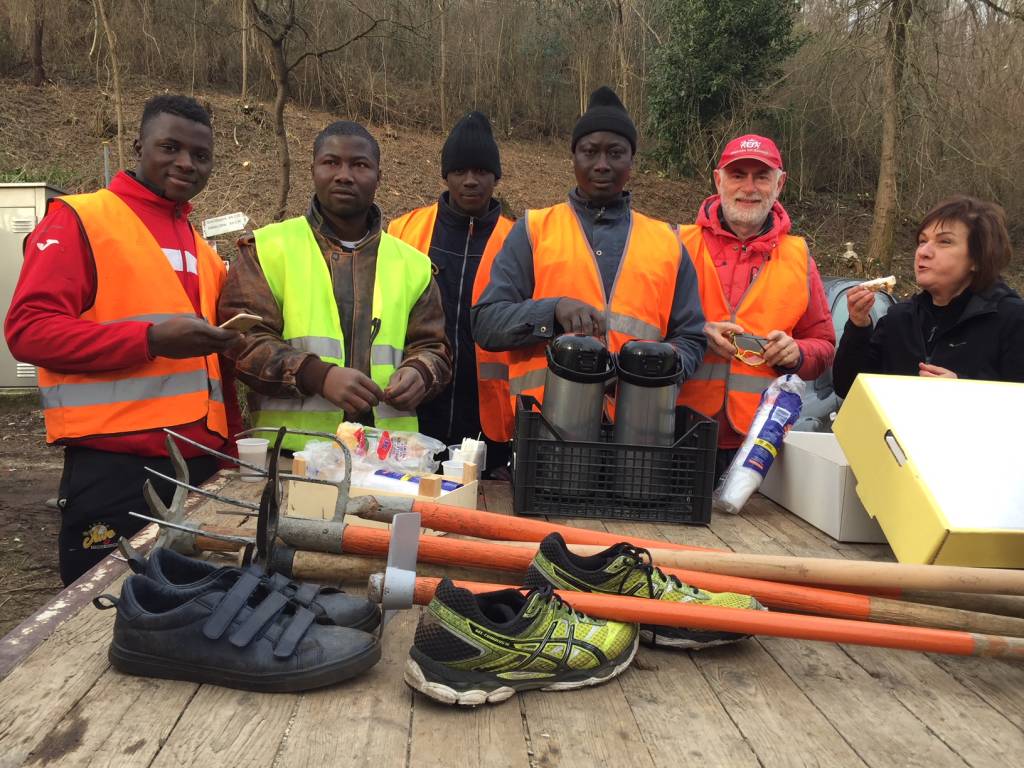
[471,86,707,440]
[389,112,515,475]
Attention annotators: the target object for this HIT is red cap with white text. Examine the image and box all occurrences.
[717,135,783,170]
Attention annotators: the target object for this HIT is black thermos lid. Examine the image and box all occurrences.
[616,340,682,386]
[546,334,614,383]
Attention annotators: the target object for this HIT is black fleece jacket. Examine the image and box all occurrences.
[833,281,1024,397]
[415,192,504,452]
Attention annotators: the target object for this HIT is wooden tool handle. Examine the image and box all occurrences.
[552,543,1024,596]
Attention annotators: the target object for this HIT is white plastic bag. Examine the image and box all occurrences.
[713,374,805,514]
[333,422,445,474]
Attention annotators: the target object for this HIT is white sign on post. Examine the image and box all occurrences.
[201,212,250,239]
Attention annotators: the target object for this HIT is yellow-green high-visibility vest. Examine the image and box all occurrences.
[251,215,432,451]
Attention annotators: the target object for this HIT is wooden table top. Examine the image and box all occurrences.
[1,477,1022,768]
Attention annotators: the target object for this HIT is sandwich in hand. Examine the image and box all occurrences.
[860,275,896,293]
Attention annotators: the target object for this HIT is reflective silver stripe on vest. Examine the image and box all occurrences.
[40,369,211,409]
[286,336,342,359]
[509,367,547,395]
[209,379,224,403]
[104,312,196,325]
[257,394,338,413]
[730,374,771,395]
[691,361,730,381]
[478,362,509,381]
[375,403,416,421]
[608,312,662,341]
[370,344,404,367]
[689,361,768,396]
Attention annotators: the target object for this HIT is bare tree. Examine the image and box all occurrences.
[241,0,249,100]
[29,0,45,87]
[249,0,394,220]
[867,0,913,271]
[94,0,126,170]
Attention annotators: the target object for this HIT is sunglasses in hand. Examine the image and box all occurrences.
[730,332,770,367]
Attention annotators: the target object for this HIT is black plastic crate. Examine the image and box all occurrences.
[511,396,718,524]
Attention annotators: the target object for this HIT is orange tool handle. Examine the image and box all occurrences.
[409,578,1024,660]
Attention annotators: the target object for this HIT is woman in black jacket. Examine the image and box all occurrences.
[833,196,1024,397]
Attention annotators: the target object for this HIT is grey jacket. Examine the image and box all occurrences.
[470,190,707,377]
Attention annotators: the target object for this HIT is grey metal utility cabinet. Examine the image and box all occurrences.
[0,183,64,388]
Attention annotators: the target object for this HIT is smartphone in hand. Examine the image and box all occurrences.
[219,313,263,332]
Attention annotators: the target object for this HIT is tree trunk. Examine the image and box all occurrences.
[613,0,628,105]
[241,0,248,99]
[867,0,913,272]
[438,3,448,130]
[29,0,45,87]
[270,37,291,221]
[94,0,126,170]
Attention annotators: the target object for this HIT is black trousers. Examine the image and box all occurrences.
[57,446,218,586]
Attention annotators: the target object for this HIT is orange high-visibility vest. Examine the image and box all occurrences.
[676,224,809,435]
[37,190,228,444]
[388,203,516,441]
[507,202,683,412]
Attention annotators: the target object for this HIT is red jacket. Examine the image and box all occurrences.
[5,172,241,457]
[694,195,835,448]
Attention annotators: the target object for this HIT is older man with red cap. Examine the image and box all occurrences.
[677,134,835,477]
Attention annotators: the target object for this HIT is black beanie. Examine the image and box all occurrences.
[441,112,502,180]
[571,86,637,153]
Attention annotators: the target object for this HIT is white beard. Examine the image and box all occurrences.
[720,194,776,231]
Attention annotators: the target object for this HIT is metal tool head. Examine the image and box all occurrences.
[250,426,287,569]
[237,427,354,522]
[366,511,421,627]
[128,510,255,552]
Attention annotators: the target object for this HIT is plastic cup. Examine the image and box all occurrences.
[441,459,464,480]
[447,445,463,461]
[237,437,270,482]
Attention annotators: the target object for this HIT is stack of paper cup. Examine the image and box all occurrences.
[237,437,270,482]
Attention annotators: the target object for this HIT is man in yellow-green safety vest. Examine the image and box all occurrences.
[219,121,452,451]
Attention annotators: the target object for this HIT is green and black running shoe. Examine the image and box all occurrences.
[405,577,638,706]
[524,532,766,650]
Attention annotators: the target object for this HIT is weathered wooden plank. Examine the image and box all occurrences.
[845,644,1024,767]
[274,610,420,768]
[748,495,1014,767]
[692,641,867,768]
[409,677,531,768]
[505,516,654,768]
[655,519,731,551]
[479,479,514,516]
[931,655,1024,733]
[20,675,197,768]
[759,637,966,767]
[605,521,759,768]
[0,578,122,768]
[708,500,797,556]
[740,495,847,558]
[148,684,297,768]
[617,650,759,768]
[520,681,657,768]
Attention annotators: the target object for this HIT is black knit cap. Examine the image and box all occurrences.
[441,112,501,180]
[571,86,637,153]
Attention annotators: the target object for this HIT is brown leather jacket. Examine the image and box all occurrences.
[218,199,452,423]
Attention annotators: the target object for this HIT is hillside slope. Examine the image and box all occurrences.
[0,78,890,280]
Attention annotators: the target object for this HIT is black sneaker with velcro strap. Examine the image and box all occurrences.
[96,573,381,693]
[120,541,380,632]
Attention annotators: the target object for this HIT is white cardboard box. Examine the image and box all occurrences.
[759,431,887,544]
